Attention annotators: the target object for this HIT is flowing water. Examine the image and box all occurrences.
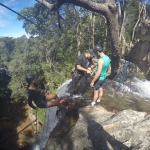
[102,77,150,113]
[108,77,150,99]
[32,77,150,149]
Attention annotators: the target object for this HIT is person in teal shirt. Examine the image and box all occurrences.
[90,45,111,106]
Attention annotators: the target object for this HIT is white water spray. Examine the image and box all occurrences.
[130,77,150,99]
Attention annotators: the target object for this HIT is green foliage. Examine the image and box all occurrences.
[18,3,57,36]
[41,63,71,92]
[0,87,11,100]
[135,71,146,79]
[0,3,111,99]
[0,37,15,62]
[125,0,141,42]
[32,108,46,125]
[2,1,149,100]
[0,62,11,100]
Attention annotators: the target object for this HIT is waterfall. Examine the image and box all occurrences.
[130,77,150,99]
[106,77,150,101]
[32,79,71,150]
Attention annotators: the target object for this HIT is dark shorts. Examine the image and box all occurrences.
[93,79,105,90]
[34,96,48,108]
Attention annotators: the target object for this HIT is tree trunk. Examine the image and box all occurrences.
[76,24,81,56]
[106,11,120,78]
[88,12,95,48]
[119,9,126,57]
[92,15,95,48]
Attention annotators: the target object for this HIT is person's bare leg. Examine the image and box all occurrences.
[91,90,98,106]
[46,93,73,110]
[46,93,60,102]
[98,87,103,100]
[93,90,99,103]
[47,101,66,109]
[46,93,66,108]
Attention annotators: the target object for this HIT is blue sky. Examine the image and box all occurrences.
[0,0,150,38]
[0,0,36,38]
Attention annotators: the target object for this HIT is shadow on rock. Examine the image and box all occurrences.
[87,120,132,150]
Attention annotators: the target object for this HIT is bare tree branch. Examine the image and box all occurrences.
[36,0,110,15]
[143,0,148,20]
[35,0,56,10]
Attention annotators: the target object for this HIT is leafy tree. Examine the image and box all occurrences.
[125,0,140,43]
[7,36,30,98]
[0,37,15,62]
[0,61,11,100]
[18,3,59,36]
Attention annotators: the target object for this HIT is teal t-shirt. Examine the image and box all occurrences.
[94,55,110,80]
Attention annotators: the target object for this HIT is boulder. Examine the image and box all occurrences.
[127,21,150,80]
[45,106,150,149]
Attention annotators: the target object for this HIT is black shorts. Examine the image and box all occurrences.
[93,79,105,90]
[34,96,48,108]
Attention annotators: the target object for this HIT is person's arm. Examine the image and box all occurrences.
[76,57,90,73]
[28,94,37,109]
[106,64,111,76]
[90,59,103,87]
[76,65,90,73]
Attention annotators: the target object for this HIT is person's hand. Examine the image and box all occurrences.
[87,68,93,75]
[90,81,94,88]
[86,69,91,74]
[88,67,91,71]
